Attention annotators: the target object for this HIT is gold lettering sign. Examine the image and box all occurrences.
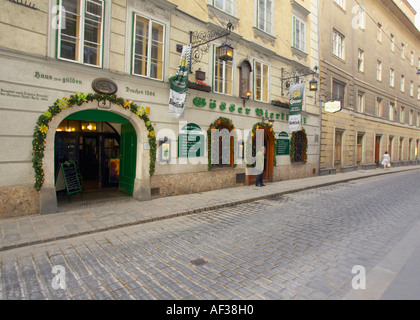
[91,78,118,95]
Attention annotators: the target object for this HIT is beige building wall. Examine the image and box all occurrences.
[0,0,320,217]
[319,0,420,172]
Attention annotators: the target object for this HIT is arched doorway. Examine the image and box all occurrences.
[54,110,138,206]
[248,125,275,185]
[39,99,151,214]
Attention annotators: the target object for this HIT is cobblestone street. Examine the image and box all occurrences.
[1,170,420,300]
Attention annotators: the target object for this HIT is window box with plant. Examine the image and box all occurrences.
[271,99,289,108]
[188,80,212,92]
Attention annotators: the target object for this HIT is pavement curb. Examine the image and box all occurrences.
[1,166,419,252]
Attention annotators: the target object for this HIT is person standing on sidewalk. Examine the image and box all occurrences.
[255,146,265,187]
[381,151,391,169]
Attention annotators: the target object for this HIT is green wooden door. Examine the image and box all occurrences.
[119,124,137,195]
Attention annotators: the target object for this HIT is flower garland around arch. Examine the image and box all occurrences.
[32,92,157,191]
[245,122,277,168]
[207,116,237,170]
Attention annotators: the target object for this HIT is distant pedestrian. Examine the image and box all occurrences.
[381,151,391,169]
[255,146,265,187]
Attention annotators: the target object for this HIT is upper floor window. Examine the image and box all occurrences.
[377,23,382,42]
[357,49,364,72]
[132,14,165,80]
[401,43,405,60]
[390,34,395,52]
[213,0,234,15]
[292,15,306,52]
[376,60,382,81]
[400,74,405,92]
[57,0,104,67]
[389,102,395,121]
[257,0,273,34]
[332,80,345,105]
[332,29,345,59]
[389,68,395,87]
[254,60,269,102]
[239,60,252,99]
[410,81,414,97]
[357,6,366,29]
[357,92,365,113]
[214,45,233,95]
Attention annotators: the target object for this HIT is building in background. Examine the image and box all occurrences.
[318,0,420,175]
[0,0,320,218]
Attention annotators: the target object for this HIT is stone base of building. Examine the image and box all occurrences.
[0,185,40,218]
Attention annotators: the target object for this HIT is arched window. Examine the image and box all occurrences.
[239,60,252,99]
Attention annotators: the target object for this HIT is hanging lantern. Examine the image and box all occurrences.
[218,41,234,61]
[309,76,318,91]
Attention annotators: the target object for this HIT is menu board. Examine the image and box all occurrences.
[178,123,205,158]
[61,161,83,195]
[276,131,290,156]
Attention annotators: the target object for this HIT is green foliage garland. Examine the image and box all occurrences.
[32,92,157,191]
[245,122,277,168]
[290,128,308,163]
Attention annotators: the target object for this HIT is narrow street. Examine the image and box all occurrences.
[1,171,420,301]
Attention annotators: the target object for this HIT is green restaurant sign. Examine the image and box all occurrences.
[276,131,290,156]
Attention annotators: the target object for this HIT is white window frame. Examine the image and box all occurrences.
[390,68,395,87]
[376,97,383,117]
[256,0,273,34]
[213,0,234,15]
[389,103,395,121]
[357,49,364,72]
[410,81,414,97]
[357,92,365,113]
[213,44,234,95]
[400,106,405,123]
[57,0,105,67]
[253,59,270,103]
[292,15,306,52]
[377,23,382,42]
[131,13,166,81]
[390,34,395,52]
[358,6,366,29]
[400,74,405,93]
[376,60,382,81]
[332,29,345,59]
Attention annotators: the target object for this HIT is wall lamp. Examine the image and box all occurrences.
[242,91,252,106]
[262,116,274,127]
[281,66,319,95]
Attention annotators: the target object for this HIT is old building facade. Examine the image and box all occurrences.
[318,0,420,174]
[0,0,321,217]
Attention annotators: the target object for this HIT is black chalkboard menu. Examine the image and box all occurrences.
[61,161,83,195]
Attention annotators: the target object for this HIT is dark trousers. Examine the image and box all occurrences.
[255,173,264,186]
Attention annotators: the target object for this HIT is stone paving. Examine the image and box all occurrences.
[0,166,419,252]
[0,168,420,300]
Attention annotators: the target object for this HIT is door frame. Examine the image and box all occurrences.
[40,101,151,214]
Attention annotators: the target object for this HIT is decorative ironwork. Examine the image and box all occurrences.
[189,22,234,65]
[9,0,37,10]
[281,66,318,96]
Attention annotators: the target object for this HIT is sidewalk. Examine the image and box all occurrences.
[1,165,419,252]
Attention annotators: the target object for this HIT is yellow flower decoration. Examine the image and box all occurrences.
[57,98,68,110]
[38,125,48,134]
[149,131,155,137]
[123,99,133,108]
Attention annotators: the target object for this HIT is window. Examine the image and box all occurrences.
[377,23,382,42]
[254,60,269,102]
[376,60,382,81]
[214,0,233,15]
[389,68,395,87]
[410,81,414,97]
[376,97,383,117]
[390,34,394,52]
[58,0,104,66]
[357,92,365,113]
[418,86,420,100]
[214,45,233,95]
[292,15,306,52]
[132,14,165,80]
[239,60,252,98]
[332,30,345,59]
[257,0,273,34]
[400,74,405,92]
[389,102,395,121]
[400,106,405,123]
[358,49,364,72]
[334,0,345,10]
[401,43,405,59]
[411,51,414,66]
[409,109,414,126]
[332,80,345,105]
